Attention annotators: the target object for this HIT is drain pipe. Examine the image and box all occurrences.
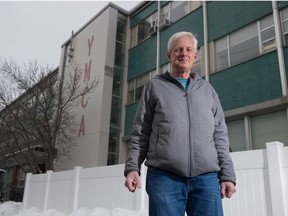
[156,1,160,74]
[272,1,287,96]
[203,1,209,82]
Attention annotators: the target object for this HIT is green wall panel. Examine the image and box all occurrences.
[210,51,282,111]
[128,36,157,81]
[159,7,204,66]
[130,2,158,28]
[124,102,139,136]
[207,1,272,41]
[278,1,288,9]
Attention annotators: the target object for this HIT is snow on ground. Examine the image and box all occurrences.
[0,201,148,216]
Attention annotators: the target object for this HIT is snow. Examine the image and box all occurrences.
[0,201,148,216]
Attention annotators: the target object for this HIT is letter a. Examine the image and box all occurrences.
[78,115,85,137]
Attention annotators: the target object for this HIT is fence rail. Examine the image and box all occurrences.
[23,141,288,216]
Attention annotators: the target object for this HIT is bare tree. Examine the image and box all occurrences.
[0,59,98,173]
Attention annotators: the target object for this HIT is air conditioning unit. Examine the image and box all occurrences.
[148,25,157,35]
[159,19,170,30]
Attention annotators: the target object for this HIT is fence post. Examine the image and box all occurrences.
[140,165,148,211]
[43,170,53,211]
[22,173,32,209]
[266,141,287,216]
[71,166,82,212]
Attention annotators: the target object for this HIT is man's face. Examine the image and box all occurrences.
[167,35,197,72]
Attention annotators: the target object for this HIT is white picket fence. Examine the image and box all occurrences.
[22,141,288,216]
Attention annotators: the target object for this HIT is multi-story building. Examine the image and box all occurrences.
[1,1,288,199]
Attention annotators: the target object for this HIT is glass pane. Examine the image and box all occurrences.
[280,7,288,20]
[127,80,134,104]
[160,63,170,74]
[261,27,275,42]
[113,67,122,96]
[260,14,273,29]
[193,49,201,76]
[215,37,228,71]
[283,20,288,33]
[115,42,125,67]
[130,26,138,48]
[263,40,276,52]
[161,5,169,20]
[284,33,288,46]
[136,74,149,88]
[116,18,126,43]
[107,127,119,165]
[135,74,149,101]
[110,96,121,125]
[189,1,202,12]
[230,23,259,66]
[151,70,157,78]
[251,110,288,149]
[138,20,150,43]
[171,1,188,23]
[227,119,246,152]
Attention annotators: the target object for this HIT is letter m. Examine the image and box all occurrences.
[84,59,91,82]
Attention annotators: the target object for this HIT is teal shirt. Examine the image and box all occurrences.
[176,78,189,91]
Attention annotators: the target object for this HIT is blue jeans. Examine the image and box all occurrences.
[146,167,223,216]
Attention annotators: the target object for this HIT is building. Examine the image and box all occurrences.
[1,1,288,199]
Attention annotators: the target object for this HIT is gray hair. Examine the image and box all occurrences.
[167,31,198,53]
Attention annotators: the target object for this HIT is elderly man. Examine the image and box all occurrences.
[124,31,236,216]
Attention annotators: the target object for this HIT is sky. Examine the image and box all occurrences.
[0,1,142,68]
[0,201,148,216]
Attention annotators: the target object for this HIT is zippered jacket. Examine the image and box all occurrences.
[124,71,236,184]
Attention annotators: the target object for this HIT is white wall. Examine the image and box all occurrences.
[55,6,119,170]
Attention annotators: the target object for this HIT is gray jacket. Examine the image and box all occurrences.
[124,71,236,184]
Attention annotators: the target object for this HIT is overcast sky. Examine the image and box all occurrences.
[0,1,141,68]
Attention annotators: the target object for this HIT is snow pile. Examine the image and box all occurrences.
[0,201,148,216]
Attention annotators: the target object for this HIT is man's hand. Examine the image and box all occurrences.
[221,181,236,199]
[124,171,142,192]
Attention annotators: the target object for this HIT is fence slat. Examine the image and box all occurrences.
[266,141,288,216]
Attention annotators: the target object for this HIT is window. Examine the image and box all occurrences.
[130,2,203,48]
[188,1,202,12]
[280,7,288,46]
[127,71,157,105]
[116,18,126,43]
[171,1,188,23]
[259,14,275,53]
[215,37,229,71]
[226,110,288,152]
[227,119,246,152]
[251,110,288,149]
[115,42,125,67]
[214,14,275,72]
[161,4,169,21]
[230,23,259,66]
[160,63,170,74]
[107,126,119,165]
[127,80,135,105]
[130,26,138,48]
[138,20,150,44]
[193,48,202,77]
[135,74,149,101]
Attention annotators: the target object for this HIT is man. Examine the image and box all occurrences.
[124,31,236,216]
